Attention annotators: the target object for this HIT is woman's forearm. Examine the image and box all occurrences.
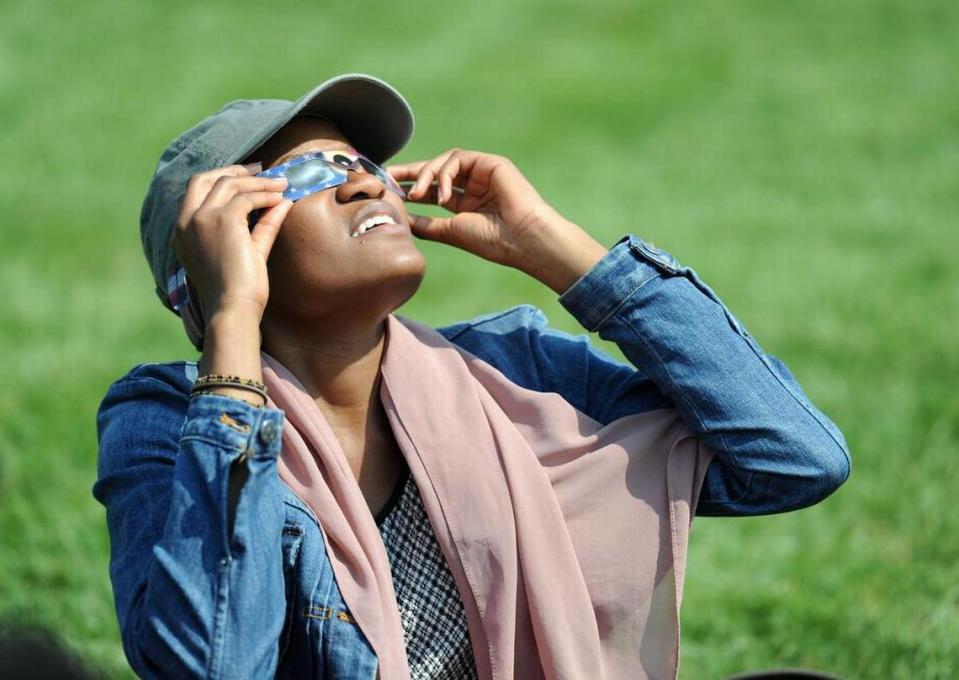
[511,211,609,296]
[197,304,267,406]
[555,234,851,516]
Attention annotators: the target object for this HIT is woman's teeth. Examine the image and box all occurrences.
[352,214,397,237]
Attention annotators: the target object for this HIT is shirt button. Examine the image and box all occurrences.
[259,420,279,445]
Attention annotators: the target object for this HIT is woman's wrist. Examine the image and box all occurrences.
[517,214,608,296]
[198,306,265,387]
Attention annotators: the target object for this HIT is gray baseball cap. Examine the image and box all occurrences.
[140,73,415,313]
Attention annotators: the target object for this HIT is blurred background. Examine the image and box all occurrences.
[1,0,956,677]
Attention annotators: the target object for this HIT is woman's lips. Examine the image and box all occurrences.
[349,201,407,238]
[351,219,408,238]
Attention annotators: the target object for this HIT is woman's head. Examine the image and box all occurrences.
[250,115,426,339]
[139,74,418,349]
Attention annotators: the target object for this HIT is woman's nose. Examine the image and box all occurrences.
[335,168,386,202]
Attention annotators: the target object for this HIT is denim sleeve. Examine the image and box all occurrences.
[93,370,287,678]
[553,234,851,516]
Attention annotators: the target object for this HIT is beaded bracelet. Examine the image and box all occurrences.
[194,373,268,393]
[191,374,268,402]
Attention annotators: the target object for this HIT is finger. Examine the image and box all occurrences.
[400,181,440,206]
[250,199,294,259]
[436,156,462,206]
[407,213,455,244]
[386,161,430,182]
[400,182,467,207]
[409,165,438,202]
[179,164,265,224]
[409,150,456,200]
[203,174,287,209]
[221,190,288,222]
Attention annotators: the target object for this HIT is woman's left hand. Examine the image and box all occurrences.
[388,150,559,266]
[388,149,609,294]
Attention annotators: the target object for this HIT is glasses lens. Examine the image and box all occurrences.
[357,156,383,178]
[357,156,404,196]
[285,159,340,191]
[329,153,357,169]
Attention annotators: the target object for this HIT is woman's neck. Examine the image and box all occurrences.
[262,313,388,429]
[263,312,406,508]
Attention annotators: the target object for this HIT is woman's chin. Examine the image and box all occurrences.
[379,256,427,310]
[339,252,427,316]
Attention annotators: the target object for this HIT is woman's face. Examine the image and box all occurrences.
[253,116,426,327]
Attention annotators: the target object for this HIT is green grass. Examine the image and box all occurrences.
[1,0,956,677]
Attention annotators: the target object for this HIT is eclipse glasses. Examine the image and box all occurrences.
[256,149,406,201]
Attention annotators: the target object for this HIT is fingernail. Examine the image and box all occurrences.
[242,162,263,173]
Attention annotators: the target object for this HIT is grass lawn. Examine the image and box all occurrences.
[1,0,956,677]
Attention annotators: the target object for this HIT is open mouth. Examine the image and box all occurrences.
[351,213,398,238]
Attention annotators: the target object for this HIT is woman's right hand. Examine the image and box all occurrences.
[171,163,292,320]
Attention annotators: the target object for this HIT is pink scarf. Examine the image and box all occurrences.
[259,314,713,679]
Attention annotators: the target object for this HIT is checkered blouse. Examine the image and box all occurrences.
[376,466,478,679]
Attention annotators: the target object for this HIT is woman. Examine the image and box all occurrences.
[94,74,850,679]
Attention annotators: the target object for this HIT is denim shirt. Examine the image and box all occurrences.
[93,234,850,678]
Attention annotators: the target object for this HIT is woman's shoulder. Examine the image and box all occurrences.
[436,303,550,341]
[434,304,596,394]
[97,361,197,423]
[106,360,198,395]
[95,362,199,475]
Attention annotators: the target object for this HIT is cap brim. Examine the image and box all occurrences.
[229,74,414,166]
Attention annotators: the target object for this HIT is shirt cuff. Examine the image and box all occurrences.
[180,392,285,460]
[558,234,680,332]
